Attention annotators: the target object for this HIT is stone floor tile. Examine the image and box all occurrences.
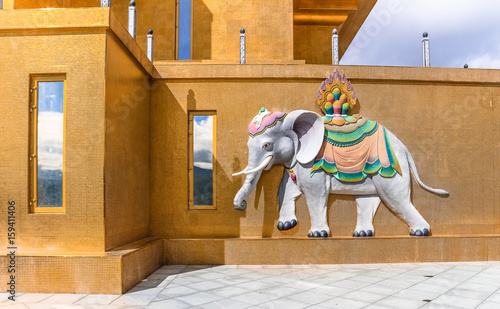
[109,293,157,306]
[349,274,386,283]
[192,271,229,281]
[12,294,54,303]
[485,291,500,303]
[158,285,198,298]
[445,287,494,300]
[373,295,427,309]
[410,282,452,294]
[360,283,402,295]
[420,302,466,309]
[74,294,120,305]
[341,290,387,303]
[211,275,253,287]
[126,287,164,296]
[431,294,483,308]
[305,305,334,309]
[317,297,370,308]
[393,287,442,302]
[39,294,87,304]
[312,284,352,297]
[282,279,323,290]
[25,304,86,309]
[231,290,280,306]
[456,282,499,293]
[211,268,251,276]
[476,300,500,309]
[258,298,310,309]
[174,291,224,306]
[233,279,275,291]
[0,302,29,309]
[209,285,249,298]
[146,273,172,280]
[287,289,337,305]
[146,298,190,309]
[134,279,165,288]
[259,286,302,298]
[0,304,29,309]
[376,278,421,290]
[200,298,252,309]
[329,278,373,289]
[187,280,226,292]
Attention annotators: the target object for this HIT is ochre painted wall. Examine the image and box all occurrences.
[191,0,294,63]
[151,64,500,239]
[112,0,294,63]
[111,0,177,62]
[0,20,107,252]
[14,0,100,9]
[104,31,151,250]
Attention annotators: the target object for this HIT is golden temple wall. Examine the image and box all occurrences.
[151,64,500,241]
[111,0,177,62]
[0,8,108,253]
[104,30,151,251]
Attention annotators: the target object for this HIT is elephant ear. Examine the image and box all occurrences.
[283,110,324,164]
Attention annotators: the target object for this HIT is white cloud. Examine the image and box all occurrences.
[193,116,214,169]
[342,0,500,69]
[37,111,63,171]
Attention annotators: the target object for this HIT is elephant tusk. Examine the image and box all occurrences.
[232,166,249,177]
[243,155,274,174]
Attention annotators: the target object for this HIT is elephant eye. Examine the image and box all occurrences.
[262,142,272,150]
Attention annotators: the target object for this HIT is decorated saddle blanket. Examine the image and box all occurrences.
[311,118,402,182]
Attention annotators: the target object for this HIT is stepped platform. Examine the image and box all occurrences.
[165,235,500,265]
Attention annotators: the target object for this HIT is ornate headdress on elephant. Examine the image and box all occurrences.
[316,69,361,126]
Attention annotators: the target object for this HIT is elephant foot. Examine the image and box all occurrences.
[307,230,329,238]
[353,230,373,237]
[410,228,430,237]
[277,219,297,231]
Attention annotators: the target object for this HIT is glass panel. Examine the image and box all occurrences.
[37,81,64,207]
[193,115,213,205]
[178,0,192,60]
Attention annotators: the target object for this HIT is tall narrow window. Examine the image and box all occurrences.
[189,111,216,209]
[29,75,66,213]
[177,0,192,60]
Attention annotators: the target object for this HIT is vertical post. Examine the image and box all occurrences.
[128,1,136,39]
[422,32,430,67]
[100,0,110,7]
[332,29,339,65]
[147,29,154,62]
[240,28,246,64]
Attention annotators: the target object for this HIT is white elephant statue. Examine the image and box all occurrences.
[232,108,449,238]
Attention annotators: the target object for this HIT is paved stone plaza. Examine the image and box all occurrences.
[2,261,499,308]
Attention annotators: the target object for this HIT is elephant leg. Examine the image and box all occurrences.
[301,174,330,238]
[374,175,430,237]
[353,195,380,237]
[277,169,302,231]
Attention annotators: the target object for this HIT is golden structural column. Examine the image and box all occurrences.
[3,0,14,9]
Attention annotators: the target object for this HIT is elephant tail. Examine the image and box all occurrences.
[406,151,449,197]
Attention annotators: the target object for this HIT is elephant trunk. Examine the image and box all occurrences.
[234,170,262,210]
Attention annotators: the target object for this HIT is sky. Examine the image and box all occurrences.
[37,82,64,171]
[193,116,214,170]
[341,0,500,69]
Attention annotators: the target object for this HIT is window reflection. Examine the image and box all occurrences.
[178,0,192,60]
[192,115,214,206]
[37,81,64,208]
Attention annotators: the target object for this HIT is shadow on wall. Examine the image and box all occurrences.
[192,0,213,60]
